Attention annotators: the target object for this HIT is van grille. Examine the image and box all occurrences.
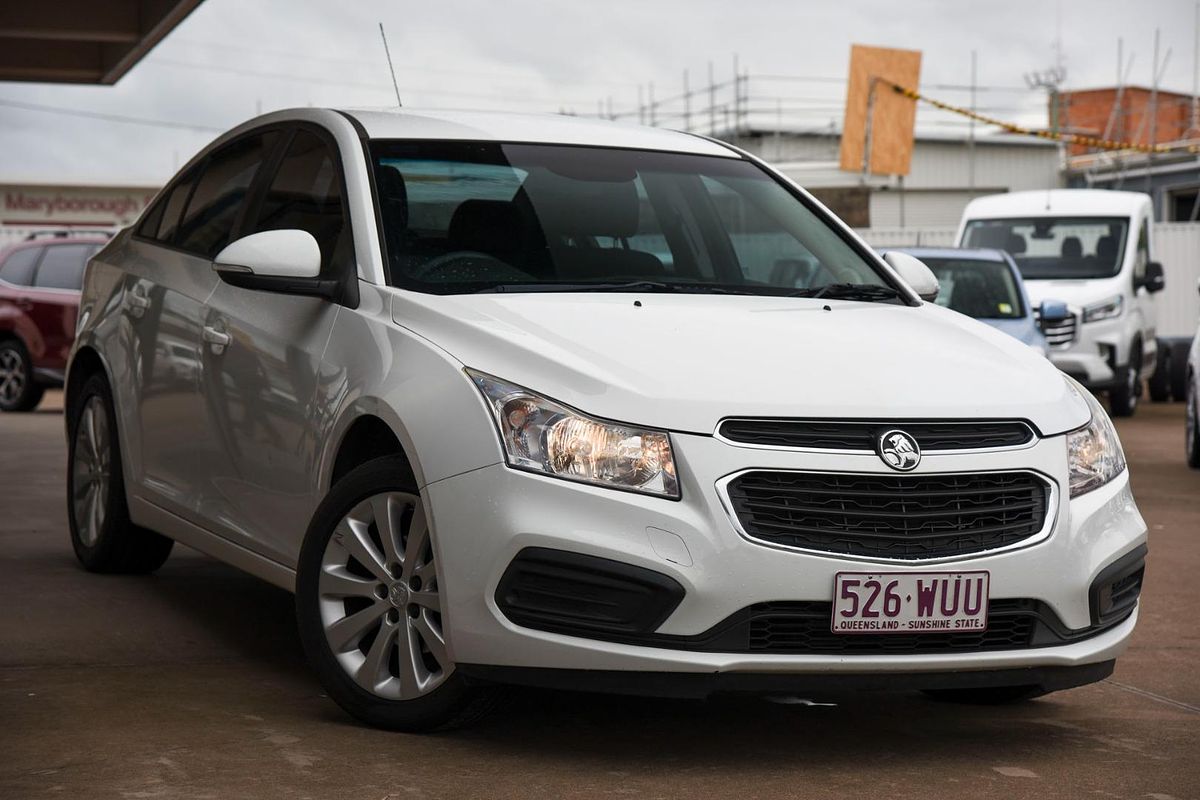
[725,471,1050,560]
[1039,312,1078,348]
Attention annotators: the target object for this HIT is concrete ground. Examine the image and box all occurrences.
[1,392,1197,799]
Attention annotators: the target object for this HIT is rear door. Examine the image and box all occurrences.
[198,125,350,564]
[125,130,281,523]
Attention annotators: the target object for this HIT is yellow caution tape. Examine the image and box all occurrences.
[881,79,1199,155]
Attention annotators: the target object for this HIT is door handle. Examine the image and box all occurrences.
[124,288,150,318]
[202,325,231,354]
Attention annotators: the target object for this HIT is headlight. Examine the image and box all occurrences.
[1082,295,1123,323]
[467,370,680,498]
[1064,376,1126,497]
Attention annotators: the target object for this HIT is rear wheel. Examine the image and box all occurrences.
[0,339,44,412]
[296,455,504,731]
[1108,346,1141,418]
[922,686,1047,705]
[1169,341,1190,402]
[1187,371,1200,469]
[67,373,173,573]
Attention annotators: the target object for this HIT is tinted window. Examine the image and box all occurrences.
[0,247,41,285]
[250,129,349,272]
[175,132,279,257]
[156,171,197,244]
[34,244,93,290]
[918,257,1024,319]
[370,141,889,296]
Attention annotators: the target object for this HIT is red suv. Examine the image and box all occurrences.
[0,231,110,411]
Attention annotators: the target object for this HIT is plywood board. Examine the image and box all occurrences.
[839,44,922,176]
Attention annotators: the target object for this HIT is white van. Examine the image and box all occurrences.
[957,190,1166,416]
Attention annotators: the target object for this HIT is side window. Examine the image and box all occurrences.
[1134,219,1150,280]
[249,129,349,272]
[33,244,91,290]
[0,247,42,285]
[156,170,198,244]
[175,132,279,257]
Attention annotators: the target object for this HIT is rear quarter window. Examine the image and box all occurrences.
[33,244,92,290]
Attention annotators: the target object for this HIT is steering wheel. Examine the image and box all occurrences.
[408,251,530,282]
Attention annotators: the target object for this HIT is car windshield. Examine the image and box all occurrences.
[915,257,1024,319]
[961,216,1128,280]
[370,141,899,299]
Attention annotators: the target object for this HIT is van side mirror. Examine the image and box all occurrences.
[1139,261,1165,293]
[213,229,339,301]
[882,251,940,302]
[1038,300,1070,321]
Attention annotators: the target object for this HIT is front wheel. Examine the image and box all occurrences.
[295,456,504,731]
[922,686,1047,705]
[0,339,44,412]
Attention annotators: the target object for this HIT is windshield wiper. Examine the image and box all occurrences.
[789,283,901,302]
[475,281,759,295]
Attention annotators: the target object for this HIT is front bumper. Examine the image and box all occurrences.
[425,432,1146,680]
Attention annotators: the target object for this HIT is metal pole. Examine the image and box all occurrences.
[683,69,691,132]
[968,50,977,194]
[862,77,877,182]
[637,84,644,125]
[732,54,740,138]
[775,98,782,161]
[1193,2,1199,134]
[649,81,656,126]
[708,61,716,135]
[1148,29,1159,196]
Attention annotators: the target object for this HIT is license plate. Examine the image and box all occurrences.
[831,571,989,634]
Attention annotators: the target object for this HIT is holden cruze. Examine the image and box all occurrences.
[65,108,1147,731]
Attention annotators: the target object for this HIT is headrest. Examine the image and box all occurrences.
[1005,234,1026,255]
[1061,236,1082,259]
[448,199,522,255]
[521,171,640,239]
[1096,235,1117,261]
[377,166,409,230]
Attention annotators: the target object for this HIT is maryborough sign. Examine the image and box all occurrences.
[2,184,158,227]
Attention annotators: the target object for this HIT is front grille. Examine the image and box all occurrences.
[725,471,1050,560]
[1040,312,1078,347]
[717,419,1034,451]
[746,599,1035,654]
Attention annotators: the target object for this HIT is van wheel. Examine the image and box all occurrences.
[1147,342,1171,402]
[1108,349,1141,418]
[67,373,174,573]
[922,686,1047,705]
[1169,341,1190,402]
[0,339,45,412]
[295,455,505,731]
[1187,372,1200,469]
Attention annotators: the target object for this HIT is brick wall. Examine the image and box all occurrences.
[1055,87,1194,155]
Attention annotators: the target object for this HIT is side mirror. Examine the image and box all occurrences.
[1139,261,1165,293]
[213,229,339,300]
[883,251,940,302]
[1038,299,1070,322]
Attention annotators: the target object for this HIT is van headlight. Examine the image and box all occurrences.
[467,370,680,499]
[1082,295,1123,323]
[1064,376,1126,497]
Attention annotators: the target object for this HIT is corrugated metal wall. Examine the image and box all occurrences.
[856,222,1200,337]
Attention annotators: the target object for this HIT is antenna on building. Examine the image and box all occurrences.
[379,23,402,107]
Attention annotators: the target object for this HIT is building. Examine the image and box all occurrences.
[731,129,1061,229]
[1055,86,1197,156]
[0,182,158,246]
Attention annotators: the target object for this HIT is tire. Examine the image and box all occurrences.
[922,686,1047,705]
[1169,340,1190,402]
[295,455,505,731]
[1147,341,1171,402]
[66,373,174,573]
[1108,346,1141,418]
[0,338,45,412]
[1187,370,1200,469]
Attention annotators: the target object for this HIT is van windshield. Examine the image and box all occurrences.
[370,141,900,300]
[961,217,1128,280]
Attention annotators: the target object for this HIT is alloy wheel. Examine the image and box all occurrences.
[71,396,111,547]
[0,347,26,405]
[317,492,452,700]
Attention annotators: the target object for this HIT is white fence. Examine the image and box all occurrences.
[856,223,1200,338]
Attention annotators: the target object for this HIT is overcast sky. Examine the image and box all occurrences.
[0,0,1195,186]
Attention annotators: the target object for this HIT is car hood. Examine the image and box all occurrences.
[981,317,1047,350]
[390,292,1090,436]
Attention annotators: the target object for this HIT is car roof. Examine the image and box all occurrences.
[339,107,739,158]
[883,247,1009,262]
[961,189,1151,219]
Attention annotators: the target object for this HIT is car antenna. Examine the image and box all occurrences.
[379,23,402,107]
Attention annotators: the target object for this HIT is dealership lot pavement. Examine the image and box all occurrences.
[1,393,1197,799]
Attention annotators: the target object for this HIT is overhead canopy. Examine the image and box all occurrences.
[0,0,205,84]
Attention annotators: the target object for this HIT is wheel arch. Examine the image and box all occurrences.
[320,400,423,493]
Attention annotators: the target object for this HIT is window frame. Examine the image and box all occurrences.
[0,245,45,287]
